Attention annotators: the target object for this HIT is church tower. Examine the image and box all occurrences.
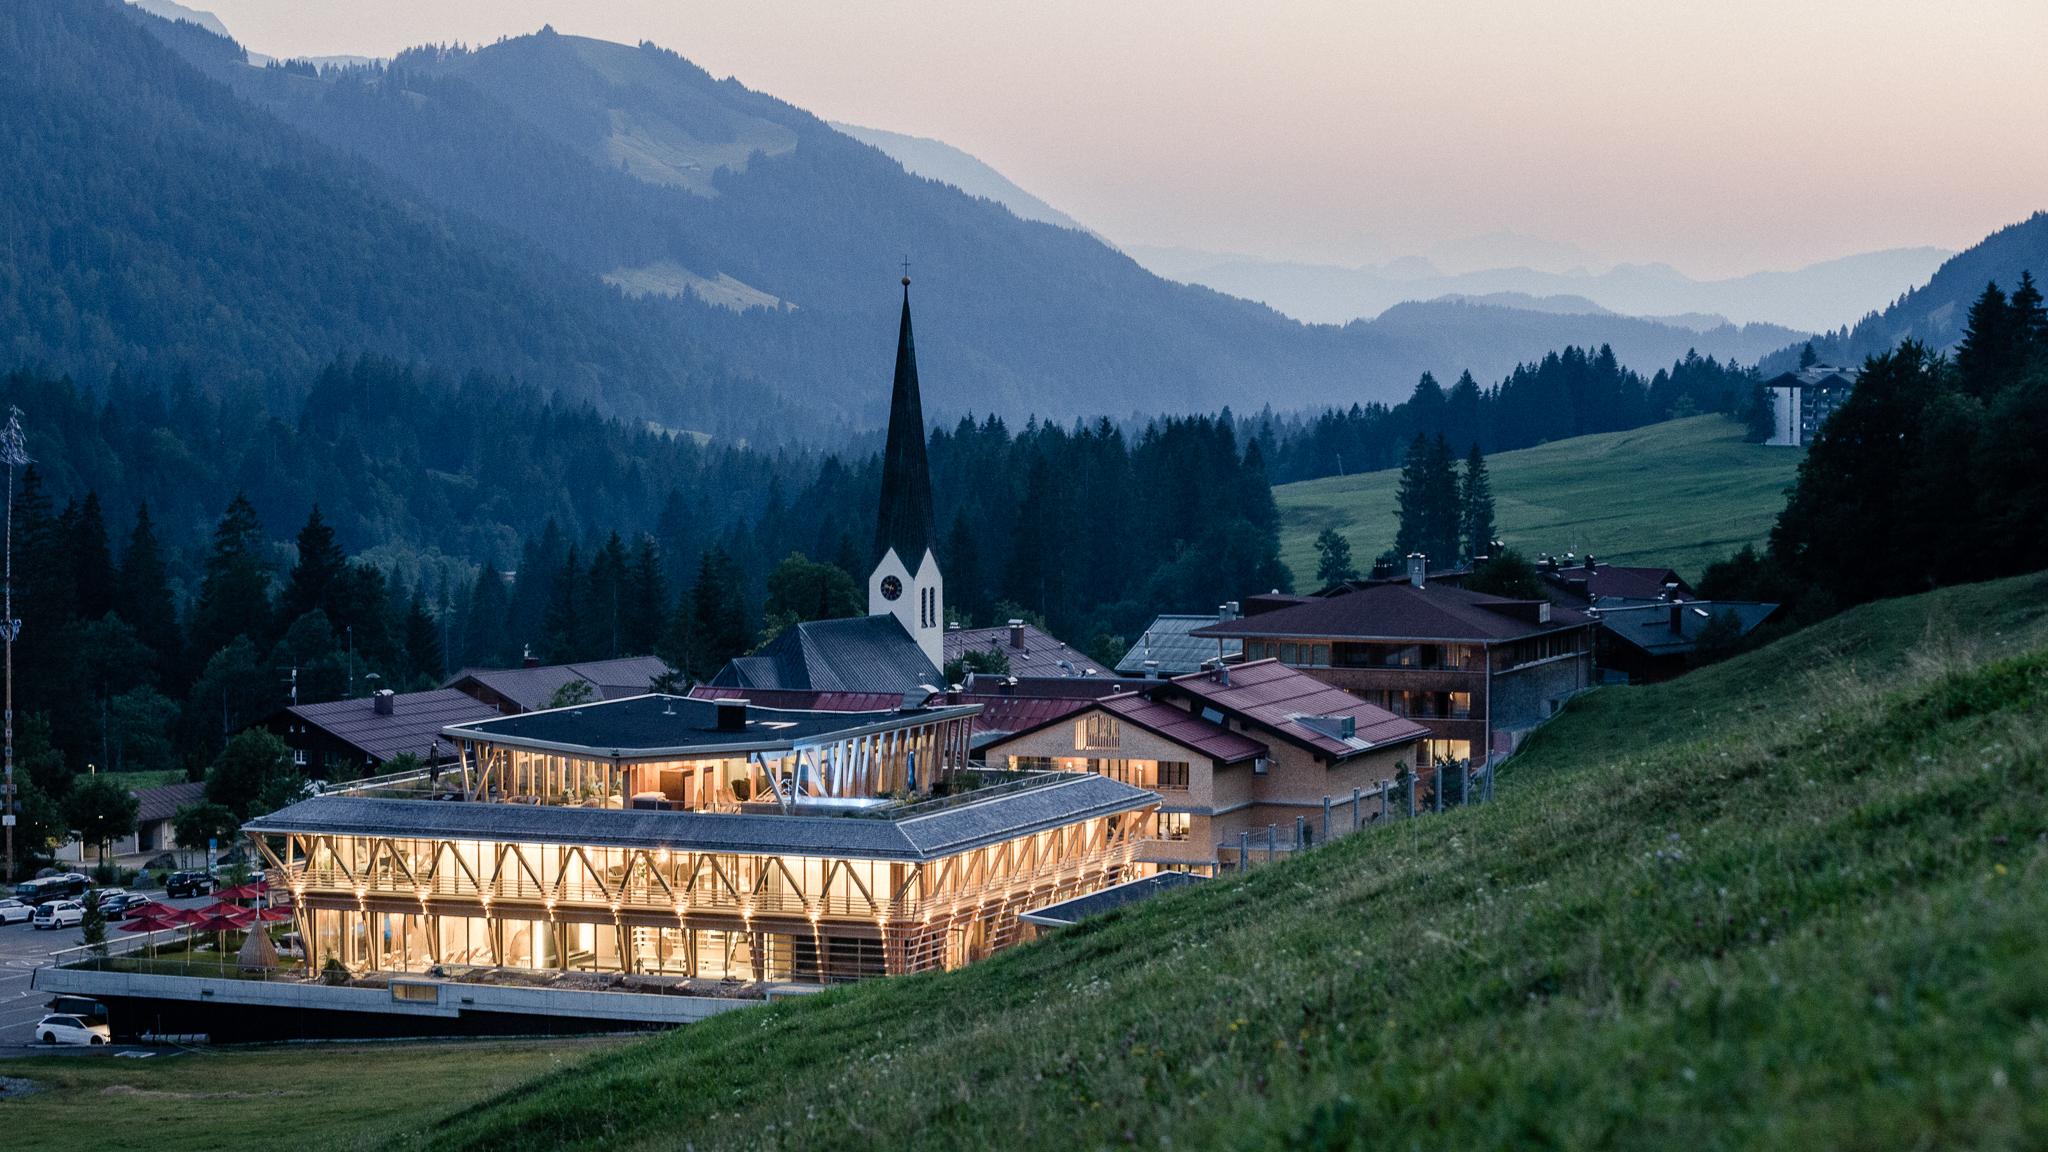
[870,276,944,668]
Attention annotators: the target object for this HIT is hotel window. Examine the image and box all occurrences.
[1157,811,1192,841]
[1013,756,1056,773]
[1155,760,1190,790]
[1082,714,1121,750]
[292,748,308,766]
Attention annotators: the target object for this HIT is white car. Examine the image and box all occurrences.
[34,1014,109,1045]
[31,900,85,930]
[0,898,33,925]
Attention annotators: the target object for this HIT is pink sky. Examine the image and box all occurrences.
[200,0,2048,278]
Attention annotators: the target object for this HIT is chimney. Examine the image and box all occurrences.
[1407,553,1427,589]
[1669,600,1684,633]
[373,689,395,717]
[1584,555,1595,571]
[1007,619,1026,649]
[715,700,749,732]
[1662,581,1680,601]
[1143,659,1160,680]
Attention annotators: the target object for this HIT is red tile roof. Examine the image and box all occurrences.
[1167,659,1428,758]
[1194,581,1590,643]
[1098,694,1267,764]
[958,694,1092,746]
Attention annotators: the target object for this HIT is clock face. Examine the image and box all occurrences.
[880,575,903,601]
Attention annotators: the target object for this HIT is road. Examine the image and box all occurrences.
[0,890,217,1048]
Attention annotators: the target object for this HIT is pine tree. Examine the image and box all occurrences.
[402,587,442,685]
[116,503,181,684]
[1393,433,1434,560]
[2010,270,2046,355]
[683,545,748,680]
[464,561,512,668]
[542,545,583,661]
[282,505,346,625]
[191,492,270,664]
[1313,528,1357,587]
[1955,281,2017,398]
[944,511,982,625]
[1459,444,1497,561]
[621,535,669,655]
[70,491,115,619]
[1799,342,1819,370]
[1425,434,1463,563]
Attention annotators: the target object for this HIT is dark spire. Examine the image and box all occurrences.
[875,278,936,566]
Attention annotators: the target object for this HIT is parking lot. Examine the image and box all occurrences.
[0,887,218,1048]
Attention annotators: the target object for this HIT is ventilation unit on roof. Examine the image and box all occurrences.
[1296,714,1357,741]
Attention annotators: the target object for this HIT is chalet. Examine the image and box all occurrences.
[1194,556,1596,765]
[265,687,498,779]
[444,655,673,716]
[1537,555,1694,608]
[61,780,206,863]
[982,660,1429,871]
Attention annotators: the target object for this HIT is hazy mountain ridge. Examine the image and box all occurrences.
[124,15,1819,419]
[829,122,1093,234]
[1760,211,2048,373]
[1133,244,1951,331]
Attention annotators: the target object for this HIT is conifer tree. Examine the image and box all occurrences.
[191,492,270,665]
[71,491,115,620]
[402,587,442,685]
[463,561,512,668]
[682,544,748,680]
[282,505,346,626]
[542,545,583,661]
[1393,434,1434,560]
[621,535,668,655]
[1314,528,1357,587]
[116,503,181,683]
[1459,444,1497,562]
[1955,281,2017,399]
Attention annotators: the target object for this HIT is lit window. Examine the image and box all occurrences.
[1082,714,1121,749]
[1155,761,1190,790]
[1156,812,1192,841]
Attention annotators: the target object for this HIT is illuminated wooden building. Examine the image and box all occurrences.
[246,695,1156,984]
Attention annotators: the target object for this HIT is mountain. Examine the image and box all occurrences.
[1761,211,2048,372]
[829,122,1092,234]
[1361,298,1803,383]
[1,0,797,436]
[111,11,1810,423]
[1133,244,1953,332]
[123,0,226,38]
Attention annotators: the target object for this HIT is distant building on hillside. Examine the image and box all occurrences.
[1591,599,1782,684]
[1766,363,1858,447]
[1537,556,1694,608]
[1194,556,1597,765]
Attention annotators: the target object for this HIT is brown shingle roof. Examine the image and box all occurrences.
[445,656,673,713]
[287,688,499,764]
[942,623,1101,677]
[1193,582,1590,643]
[1166,660,1428,759]
[1099,694,1268,764]
[134,780,206,825]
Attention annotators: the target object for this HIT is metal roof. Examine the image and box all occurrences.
[712,615,940,694]
[1594,600,1780,657]
[1168,660,1429,759]
[442,694,977,759]
[943,623,1103,677]
[134,781,206,825]
[286,689,499,764]
[1115,614,1244,676]
[444,656,672,713]
[245,773,1155,862]
[1195,582,1592,644]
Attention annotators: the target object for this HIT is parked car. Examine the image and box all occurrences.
[35,1014,109,1045]
[92,888,131,911]
[164,870,215,898]
[0,897,32,925]
[107,894,155,916]
[13,873,88,905]
[31,901,85,930]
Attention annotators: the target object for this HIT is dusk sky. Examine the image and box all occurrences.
[199,0,2048,278]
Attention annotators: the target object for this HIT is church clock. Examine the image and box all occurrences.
[880,575,903,601]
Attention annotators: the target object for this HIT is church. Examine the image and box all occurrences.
[712,276,949,693]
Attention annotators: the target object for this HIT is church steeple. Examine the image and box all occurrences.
[875,277,935,567]
[869,275,945,671]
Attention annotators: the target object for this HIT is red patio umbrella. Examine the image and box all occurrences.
[250,905,294,923]
[215,880,269,903]
[186,907,256,958]
[118,906,185,955]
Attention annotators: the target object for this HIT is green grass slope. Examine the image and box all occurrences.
[1276,415,1803,585]
[408,571,2048,1152]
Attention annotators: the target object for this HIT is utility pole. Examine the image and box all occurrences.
[1,408,28,884]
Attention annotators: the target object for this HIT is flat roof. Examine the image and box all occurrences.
[245,773,1156,862]
[442,694,980,759]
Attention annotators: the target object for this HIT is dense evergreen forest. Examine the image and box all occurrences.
[1703,273,2048,616]
[1253,344,1760,484]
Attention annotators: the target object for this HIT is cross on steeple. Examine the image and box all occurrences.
[900,255,911,285]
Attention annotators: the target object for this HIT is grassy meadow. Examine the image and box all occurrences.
[1275,415,1804,586]
[8,572,2044,1151]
